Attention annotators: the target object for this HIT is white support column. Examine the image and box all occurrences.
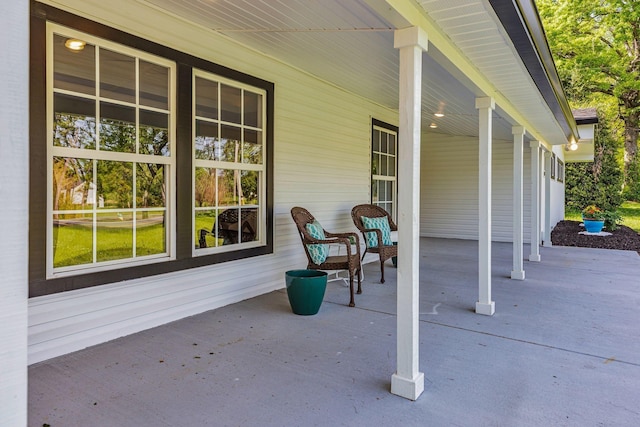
[543,150,553,247]
[0,0,29,425]
[391,26,427,401]
[475,97,495,316]
[511,126,525,280]
[529,141,541,262]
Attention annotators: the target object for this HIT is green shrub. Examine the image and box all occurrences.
[623,156,640,202]
[600,209,623,231]
[565,115,624,212]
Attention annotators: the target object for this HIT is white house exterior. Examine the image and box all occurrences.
[1,0,597,421]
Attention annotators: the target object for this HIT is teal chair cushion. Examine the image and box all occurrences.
[361,216,392,248]
[305,220,329,264]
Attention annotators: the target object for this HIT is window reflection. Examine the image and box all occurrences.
[97,160,133,209]
[139,110,169,156]
[195,120,218,160]
[99,102,135,153]
[220,84,241,124]
[52,157,95,210]
[139,60,168,109]
[136,163,165,208]
[97,212,133,262]
[53,213,93,268]
[53,94,96,149]
[54,34,95,95]
[100,48,135,103]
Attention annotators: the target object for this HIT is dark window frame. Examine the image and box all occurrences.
[550,153,556,179]
[557,159,565,183]
[29,1,274,297]
[370,118,399,220]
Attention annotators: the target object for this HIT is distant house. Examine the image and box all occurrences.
[1,0,597,419]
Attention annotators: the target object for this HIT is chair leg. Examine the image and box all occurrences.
[356,267,362,294]
[348,274,355,307]
[380,258,386,283]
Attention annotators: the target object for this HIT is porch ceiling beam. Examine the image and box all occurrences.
[391,26,427,401]
[475,97,496,316]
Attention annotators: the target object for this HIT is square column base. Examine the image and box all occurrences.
[528,254,541,262]
[510,270,525,280]
[543,241,553,248]
[475,301,495,316]
[391,372,424,401]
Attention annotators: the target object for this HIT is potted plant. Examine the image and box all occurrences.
[581,205,605,233]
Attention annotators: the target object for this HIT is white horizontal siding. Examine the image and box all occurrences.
[421,134,531,243]
[29,0,397,364]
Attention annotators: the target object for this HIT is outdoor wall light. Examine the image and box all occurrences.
[65,39,86,51]
[569,141,578,151]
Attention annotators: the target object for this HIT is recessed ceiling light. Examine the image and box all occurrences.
[434,113,444,118]
[430,123,438,128]
[65,39,86,51]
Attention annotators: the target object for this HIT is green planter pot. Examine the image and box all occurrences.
[285,270,328,315]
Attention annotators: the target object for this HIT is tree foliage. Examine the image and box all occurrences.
[564,114,623,211]
[538,0,640,181]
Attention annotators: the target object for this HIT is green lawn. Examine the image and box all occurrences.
[619,201,640,232]
[565,201,640,232]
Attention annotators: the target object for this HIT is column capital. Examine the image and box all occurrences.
[529,140,541,149]
[394,26,429,51]
[475,97,495,110]
[544,150,551,158]
[512,125,525,136]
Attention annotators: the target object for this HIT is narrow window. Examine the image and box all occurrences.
[371,119,398,220]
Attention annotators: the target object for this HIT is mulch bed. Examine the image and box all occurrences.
[551,220,640,254]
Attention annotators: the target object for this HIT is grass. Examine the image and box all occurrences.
[53,214,167,268]
[565,201,640,233]
[619,201,640,232]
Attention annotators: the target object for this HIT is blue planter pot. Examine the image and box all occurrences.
[583,219,605,233]
[285,270,327,315]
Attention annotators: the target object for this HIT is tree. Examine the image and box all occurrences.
[538,0,640,182]
[565,112,623,210]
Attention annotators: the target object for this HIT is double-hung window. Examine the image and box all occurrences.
[31,4,274,297]
[48,24,175,277]
[193,71,266,251]
[371,120,398,220]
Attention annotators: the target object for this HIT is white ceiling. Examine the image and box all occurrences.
[140,0,567,143]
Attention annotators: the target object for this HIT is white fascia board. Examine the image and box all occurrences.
[384,0,563,146]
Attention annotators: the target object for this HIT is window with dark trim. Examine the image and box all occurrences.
[557,159,564,183]
[29,2,274,297]
[371,119,398,220]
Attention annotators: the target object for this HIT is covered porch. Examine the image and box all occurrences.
[29,239,640,426]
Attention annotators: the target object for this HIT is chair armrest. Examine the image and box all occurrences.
[324,231,361,259]
[361,227,385,248]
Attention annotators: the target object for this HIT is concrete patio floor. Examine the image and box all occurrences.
[28,238,640,426]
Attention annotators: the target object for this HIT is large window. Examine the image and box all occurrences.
[30,3,274,297]
[371,120,398,220]
[48,25,175,277]
[193,72,266,252]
